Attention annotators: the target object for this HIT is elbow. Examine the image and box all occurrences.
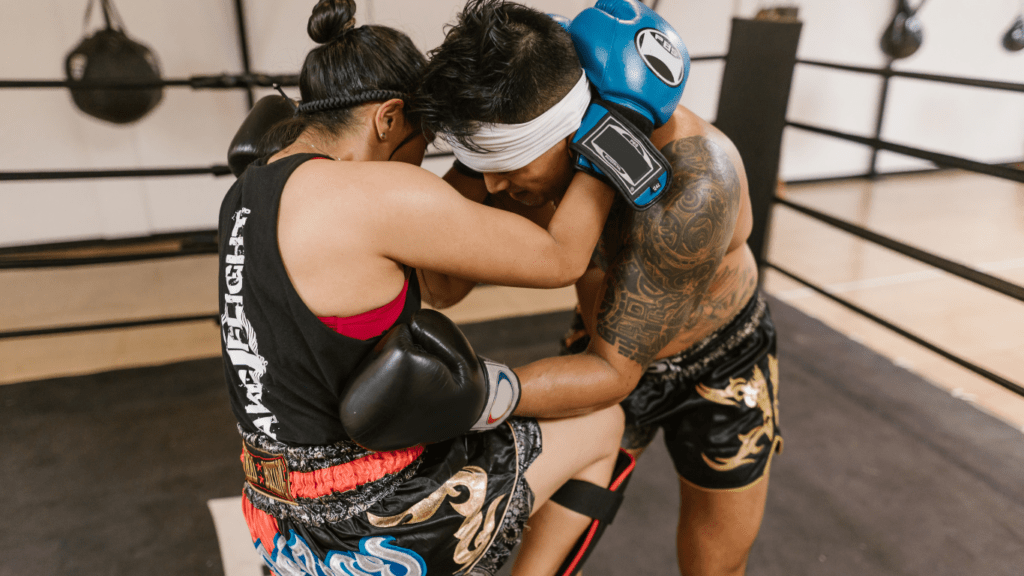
[608,381,636,407]
[547,256,590,288]
[583,380,635,414]
[422,293,458,310]
[584,351,640,407]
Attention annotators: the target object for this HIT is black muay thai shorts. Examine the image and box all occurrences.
[562,294,782,490]
[239,417,541,576]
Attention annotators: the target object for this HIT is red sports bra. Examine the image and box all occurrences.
[318,278,410,340]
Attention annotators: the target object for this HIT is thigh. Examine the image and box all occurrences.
[660,343,782,490]
[523,405,624,510]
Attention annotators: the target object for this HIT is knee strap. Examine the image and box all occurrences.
[551,449,636,576]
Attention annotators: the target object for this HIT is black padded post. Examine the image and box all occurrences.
[714,18,803,267]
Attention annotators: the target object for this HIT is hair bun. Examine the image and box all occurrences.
[308,0,357,44]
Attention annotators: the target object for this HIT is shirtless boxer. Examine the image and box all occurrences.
[415,2,783,574]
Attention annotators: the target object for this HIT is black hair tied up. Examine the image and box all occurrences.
[256,0,426,156]
[308,0,357,44]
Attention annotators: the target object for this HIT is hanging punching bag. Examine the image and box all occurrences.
[880,0,925,60]
[65,0,163,124]
[1003,15,1024,52]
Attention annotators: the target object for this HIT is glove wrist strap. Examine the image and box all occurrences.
[470,358,521,431]
[570,101,672,211]
[599,99,654,136]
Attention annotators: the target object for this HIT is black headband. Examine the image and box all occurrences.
[296,90,408,114]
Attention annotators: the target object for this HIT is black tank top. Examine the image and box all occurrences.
[218,153,421,445]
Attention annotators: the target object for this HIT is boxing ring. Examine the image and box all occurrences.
[0,9,1022,576]
[769,60,1024,397]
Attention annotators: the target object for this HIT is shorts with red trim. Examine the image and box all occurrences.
[562,294,783,490]
[239,417,541,576]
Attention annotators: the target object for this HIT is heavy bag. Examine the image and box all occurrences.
[880,0,924,60]
[1003,15,1024,52]
[65,0,163,124]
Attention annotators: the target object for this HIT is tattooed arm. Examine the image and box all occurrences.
[515,136,742,417]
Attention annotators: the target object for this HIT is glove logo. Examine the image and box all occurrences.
[634,28,686,87]
[487,372,516,424]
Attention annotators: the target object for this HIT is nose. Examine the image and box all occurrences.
[482,172,510,194]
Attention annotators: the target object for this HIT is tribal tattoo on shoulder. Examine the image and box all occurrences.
[595,136,741,365]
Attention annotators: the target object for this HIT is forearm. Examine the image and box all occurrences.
[513,351,635,419]
[543,173,616,283]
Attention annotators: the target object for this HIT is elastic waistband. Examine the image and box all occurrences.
[646,294,767,380]
[239,427,424,506]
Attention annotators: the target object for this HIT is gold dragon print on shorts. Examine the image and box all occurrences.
[366,466,505,569]
[695,354,780,472]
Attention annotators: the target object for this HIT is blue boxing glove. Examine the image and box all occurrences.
[549,13,572,31]
[568,0,690,210]
[572,0,689,127]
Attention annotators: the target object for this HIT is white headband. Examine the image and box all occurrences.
[445,73,591,173]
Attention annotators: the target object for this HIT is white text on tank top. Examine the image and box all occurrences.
[221,207,279,438]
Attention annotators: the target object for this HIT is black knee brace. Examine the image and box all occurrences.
[552,449,636,576]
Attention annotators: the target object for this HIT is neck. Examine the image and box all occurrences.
[292,123,387,162]
[293,132,354,161]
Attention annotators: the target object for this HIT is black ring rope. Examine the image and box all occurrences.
[773,196,1024,304]
[0,313,219,340]
[0,249,215,270]
[0,155,459,182]
[765,262,1024,397]
[688,54,725,62]
[0,165,232,182]
[787,121,1024,184]
[0,73,299,90]
[798,59,1024,94]
[0,56,723,91]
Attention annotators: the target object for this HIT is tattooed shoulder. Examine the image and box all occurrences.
[595,135,743,365]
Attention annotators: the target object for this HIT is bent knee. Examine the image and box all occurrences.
[588,404,625,448]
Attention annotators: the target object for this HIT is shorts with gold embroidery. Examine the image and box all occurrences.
[561,294,782,490]
[239,417,541,576]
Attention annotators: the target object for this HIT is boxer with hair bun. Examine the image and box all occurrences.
[219,1,632,574]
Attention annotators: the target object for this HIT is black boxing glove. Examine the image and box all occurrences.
[227,95,296,177]
[340,309,521,452]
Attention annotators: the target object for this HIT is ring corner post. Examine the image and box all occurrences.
[713,17,803,273]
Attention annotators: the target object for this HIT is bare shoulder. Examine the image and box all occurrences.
[653,134,742,225]
[282,159,450,226]
[653,106,746,183]
[288,159,443,199]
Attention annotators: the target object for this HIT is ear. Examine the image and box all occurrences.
[374,99,406,140]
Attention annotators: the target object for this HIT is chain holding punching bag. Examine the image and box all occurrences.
[880,0,926,60]
[65,0,163,124]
